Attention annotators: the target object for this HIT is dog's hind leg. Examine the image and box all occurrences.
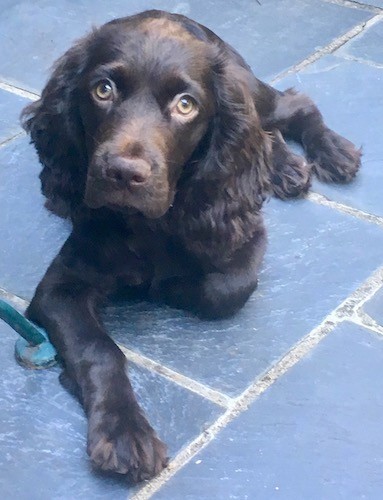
[263,88,361,183]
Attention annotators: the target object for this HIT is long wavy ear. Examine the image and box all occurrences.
[175,50,272,259]
[21,40,89,218]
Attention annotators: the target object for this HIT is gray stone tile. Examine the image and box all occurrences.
[0,321,221,499]
[187,0,370,82]
[363,0,383,7]
[0,89,28,143]
[338,19,383,65]
[0,137,71,299]
[364,287,383,326]
[0,0,369,92]
[154,322,383,500]
[106,199,383,395]
[276,55,383,218]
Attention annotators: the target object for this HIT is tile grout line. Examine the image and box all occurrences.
[348,277,383,335]
[271,13,383,85]
[0,81,39,101]
[328,265,383,319]
[307,192,383,227]
[0,131,24,148]
[0,287,29,309]
[349,311,383,336]
[132,264,383,500]
[118,344,233,408]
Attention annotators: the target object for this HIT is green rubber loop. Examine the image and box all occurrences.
[15,338,57,369]
[0,298,57,368]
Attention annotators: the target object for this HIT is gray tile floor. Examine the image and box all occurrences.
[0,1,383,499]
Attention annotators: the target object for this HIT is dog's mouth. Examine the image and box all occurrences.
[84,173,174,219]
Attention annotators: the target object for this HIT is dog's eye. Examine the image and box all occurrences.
[175,95,196,115]
[93,80,114,101]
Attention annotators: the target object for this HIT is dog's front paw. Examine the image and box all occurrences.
[303,128,361,183]
[271,153,312,199]
[88,407,168,483]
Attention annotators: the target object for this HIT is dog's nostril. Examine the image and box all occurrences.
[131,174,147,184]
[105,166,123,181]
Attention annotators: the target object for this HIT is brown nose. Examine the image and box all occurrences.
[104,157,151,186]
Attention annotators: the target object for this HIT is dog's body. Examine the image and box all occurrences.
[22,10,360,482]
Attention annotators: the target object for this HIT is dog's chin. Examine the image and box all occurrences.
[84,188,174,219]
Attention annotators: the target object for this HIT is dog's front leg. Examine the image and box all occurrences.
[26,230,167,483]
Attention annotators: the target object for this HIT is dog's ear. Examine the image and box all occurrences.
[203,53,272,196]
[21,39,89,218]
[176,51,272,259]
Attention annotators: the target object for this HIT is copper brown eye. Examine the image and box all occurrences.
[175,95,196,115]
[93,80,114,101]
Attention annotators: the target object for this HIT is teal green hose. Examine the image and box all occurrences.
[0,298,57,369]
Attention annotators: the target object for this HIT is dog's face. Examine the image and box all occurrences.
[22,11,270,222]
[79,18,216,218]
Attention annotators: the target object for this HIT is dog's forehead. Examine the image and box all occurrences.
[95,17,211,77]
[138,17,196,38]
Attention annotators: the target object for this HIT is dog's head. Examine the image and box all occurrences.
[22,10,270,220]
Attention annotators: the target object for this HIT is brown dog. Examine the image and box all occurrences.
[22,10,360,483]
